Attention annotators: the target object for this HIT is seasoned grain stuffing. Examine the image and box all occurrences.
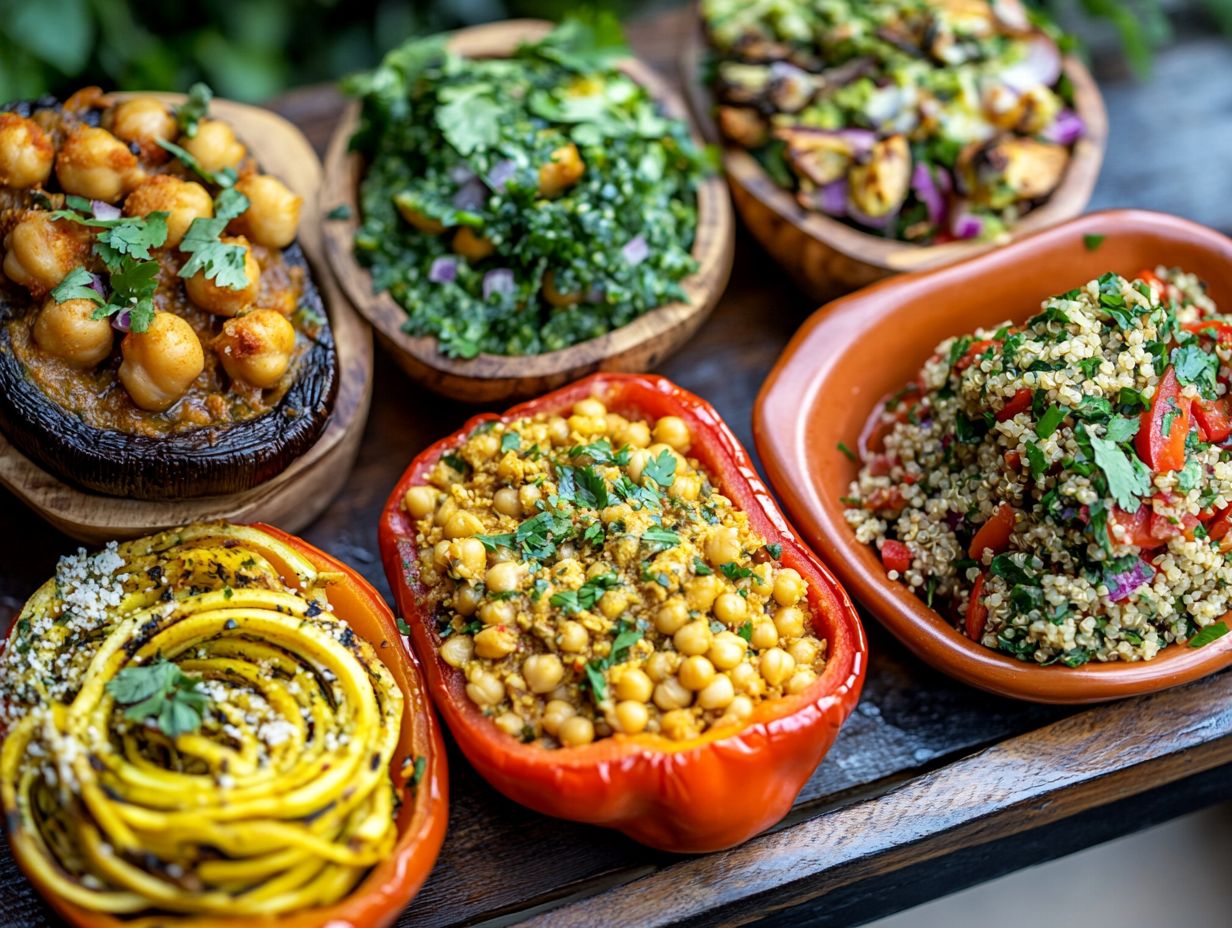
[845,267,1232,665]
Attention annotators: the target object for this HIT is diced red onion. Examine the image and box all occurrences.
[944,510,963,531]
[621,234,649,266]
[482,268,515,301]
[1106,559,1155,603]
[911,162,947,226]
[818,179,848,217]
[87,273,107,299]
[448,164,476,184]
[111,309,131,333]
[1042,109,1085,145]
[428,256,458,284]
[949,201,984,240]
[452,178,487,211]
[488,159,517,193]
[91,200,121,221]
[1001,35,1062,92]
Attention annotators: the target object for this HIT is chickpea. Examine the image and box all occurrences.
[573,397,607,418]
[598,590,628,620]
[558,620,588,652]
[519,484,542,511]
[404,485,439,519]
[33,298,113,368]
[679,655,716,691]
[184,236,260,316]
[645,651,677,682]
[558,715,595,747]
[774,605,807,640]
[214,308,295,389]
[652,416,691,452]
[486,561,523,594]
[452,226,494,262]
[434,497,458,528]
[788,638,819,667]
[440,634,474,668]
[759,648,796,687]
[124,175,213,248]
[615,667,653,703]
[626,448,651,482]
[0,113,53,188]
[492,487,521,518]
[704,526,742,567]
[567,413,604,436]
[697,674,735,710]
[725,695,754,721]
[118,312,204,411]
[523,654,564,694]
[714,592,748,625]
[474,625,517,659]
[546,415,571,445]
[654,599,689,635]
[619,420,651,449]
[708,632,748,671]
[108,98,176,159]
[56,127,143,203]
[542,700,575,736]
[478,600,515,627]
[495,712,524,737]
[750,565,775,597]
[685,574,721,612]
[773,568,806,607]
[451,537,487,580]
[669,474,701,501]
[786,669,817,695]
[466,670,505,707]
[226,174,302,249]
[430,459,464,489]
[182,119,246,174]
[471,431,499,460]
[538,142,584,197]
[2,213,89,297]
[729,662,761,695]
[454,584,481,616]
[674,621,713,657]
[660,709,698,742]
[749,620,779,651]
[653,676,692,711]
[615,700,649,734]
[443,510,484,539]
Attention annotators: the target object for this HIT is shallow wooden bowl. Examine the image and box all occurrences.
[0,95,374,543]
[681,14,1109,303]
[755,209,1232,704]
[321,19,734,405]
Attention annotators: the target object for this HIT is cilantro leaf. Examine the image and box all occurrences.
[514,509,574,560]
[156,137,236,188]
[736,621,753,642]
[720,562,753,580]
[501,431,521,453]
[1171,345,1219,400]
[1025,441,1047,478]
[640,527,680,552]
[550,572,618,613]
[176,83,213,138]
[437,84,505,155]
[106,659,209,738]
[764,543,783,559]
[213,187,250,222]
[1089,434,1152,510]
[1104,415,1140,444]
[642,449,676,488]
[179,213,250,290]
[693,557,712,576]
[51,267,103,305]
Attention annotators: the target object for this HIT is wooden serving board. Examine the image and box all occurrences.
[1,8,1230,927]
[0,96,374,543]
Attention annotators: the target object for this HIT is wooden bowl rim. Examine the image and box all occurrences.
[0,94,374,542]
[754,208,1232,704]
[320,18,733,386]
[680,12,1109,274]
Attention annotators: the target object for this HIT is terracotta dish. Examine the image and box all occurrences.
[322,19,734,404]
[680,14,1108,303]
[755,209,1232,703]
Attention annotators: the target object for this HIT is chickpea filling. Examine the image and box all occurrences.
[0,86,321,436]
[405,396,829,747]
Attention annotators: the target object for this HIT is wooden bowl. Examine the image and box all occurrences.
[0,95,374,543]
[754,209,1232,704]
[681,13,1109,303]
[321,19,734,405]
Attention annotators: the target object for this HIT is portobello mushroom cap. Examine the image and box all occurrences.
[0,97,337,500]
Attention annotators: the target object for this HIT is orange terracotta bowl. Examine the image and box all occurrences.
[754,209,1232,704]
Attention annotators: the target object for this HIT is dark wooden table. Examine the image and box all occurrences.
[2,7,1231,927]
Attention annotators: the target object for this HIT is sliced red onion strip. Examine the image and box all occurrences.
[1042,109,1085,145]
[91,200,121,221]
[111,309,132,332]
[818,178,848,217]
[911,162,946,226]
[1106,558,1155,603]
[1001,35,1062,92]
[452,177,487,211]
[621,234,649,266]
[428,256,458,284]
[949,202,984,240]
[483,268,515,301]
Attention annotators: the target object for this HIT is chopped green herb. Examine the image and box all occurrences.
[1082,233,1105,251]
[500,431,521,453]
[837,441,857,461]
[1187,621,1228,648]
[106,659,209,738]
[1035,405,1065,439]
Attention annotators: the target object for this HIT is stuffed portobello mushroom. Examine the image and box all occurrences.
[0,86,336,499]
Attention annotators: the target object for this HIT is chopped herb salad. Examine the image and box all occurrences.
[846,268,1232,666]
[346,16,710,358]
[702,0,1083,243]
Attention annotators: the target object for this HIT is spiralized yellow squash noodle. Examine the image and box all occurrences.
[0,523,404,918]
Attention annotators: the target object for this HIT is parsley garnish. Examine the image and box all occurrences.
[396,616,412,635]
[720,562,753,580]
[1035,405,1065,439]
[736,621,753,642]
[1025,441,1047,478]
[550,571,618,613]
[693,557,713,576]
[176,83,213,138]
[500,431,521,453]
[50,267,101,304]
[1104,415,1140,444]
[1171,344,1219,399]
[764,543,783,560]
[642,449,677,488]
[837,441,857,461]
[106,659,209,738]
[156,137,237,188]
[1089,434,1152,510]
[640,527,680,552]
[580,618,643,704]
[1188,621,1229,648]
[1083,233,1105,251]
[178,189,252,290]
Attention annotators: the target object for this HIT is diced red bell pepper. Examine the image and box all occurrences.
[880,539,912,574]
[1208,506,1232,551]
[954,339,997,371]
[1182,319,1232,345]
[996,388,1034,422]
[1003,450,1022,470]
[866,486,908,517]
[966,573,988,640]
[1193,396,1232,444]
[968,502,1015,558]
[1108,496,1199,549]
[1137,269,1165,293]
[1136,366,1191,473]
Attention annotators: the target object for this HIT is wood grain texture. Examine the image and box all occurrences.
[0,8,1230,928]
[320,19,734,404]
[678,7,1109,303]
[0,95,374,543]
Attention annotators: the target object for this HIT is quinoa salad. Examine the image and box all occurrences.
[845,267,1232,666]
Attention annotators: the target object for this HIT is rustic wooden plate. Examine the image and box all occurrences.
[754,209,1232,704]
[0,95,374,544]
[681,11,1109,302]
[321,19,734,405]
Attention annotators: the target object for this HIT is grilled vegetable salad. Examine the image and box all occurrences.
[347,16,710,359]
[702,0,1083,243]
[846,268,1232,665]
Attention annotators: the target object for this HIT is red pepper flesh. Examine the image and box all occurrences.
[966,573,989,641]
[968,502,1015,559]
[880,539,912,574]
[1137,366,1191,473]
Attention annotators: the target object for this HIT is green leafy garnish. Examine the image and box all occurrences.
[156,137,237,188]
[178,191,252,290]
[176,83,213,138]
[550,571,618,614]
[51,267,102,304]
[736,621,753,642]
[642,450,677,488]
[581,615,643,704]
[500,431,521,453]
[693,557,713,576]
[640,527,680,552]
[1035,405,1065,439]
[1172,344,1219,399]
[106,659,209,738]
[1104,415,1140,444]
[1089,434,1152,510]
[1082,233,1105,251]
[720,562,753,580]
[1025,441,1047,478]
[1188,621,1229,648]
[837,441,857,461]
